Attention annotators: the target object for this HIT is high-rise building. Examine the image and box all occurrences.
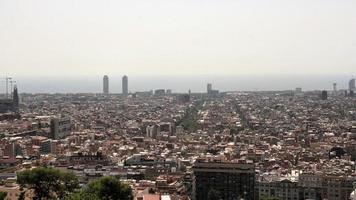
[333,83,337,94]
[350,79,355,91]
[154,89,165,95]
[295,87,302,93]
[122,75,128,95]
[207,83,212,94]
[321,90,328,100]
[192,159,255,200]
[50,117,71,139]
[103,75,109,94]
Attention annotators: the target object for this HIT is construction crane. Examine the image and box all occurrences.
[0,77,12,98]
[9,80,16,96]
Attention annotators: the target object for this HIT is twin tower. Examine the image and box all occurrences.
[103,75,128,95]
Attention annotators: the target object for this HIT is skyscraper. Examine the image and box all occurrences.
[207,83,212,94]
[349,79,355,91]
[321,90,328,100]
[122,75,128,95]
[103,75,109,94]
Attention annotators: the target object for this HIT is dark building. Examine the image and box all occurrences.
[192,159,255,200]
[103,75,109,94]
[349,78,355,91]
[0,99,14,113]
[0,86,19,113]
[321,90,328,100]
[207,83,212,94]
[40,139,52,154]
[295,87,302,93]
[177,94,190,103]
[207,83,219,95]
[154,89,165,95]
[122,75,128,95]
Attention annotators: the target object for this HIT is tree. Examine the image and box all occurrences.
[0,192,7,200]
[17,167,79,200]
[65,192,99,200]
[68,176,133,200]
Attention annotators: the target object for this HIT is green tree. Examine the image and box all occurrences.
[17,167,79,200]
[68,176,132,200]
[0,192,7,200]
[65,192,99,200]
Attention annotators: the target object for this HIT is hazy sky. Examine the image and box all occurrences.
[1,0,356,76]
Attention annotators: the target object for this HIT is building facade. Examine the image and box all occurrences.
[192,160,255,200]
[122,75,128,95]
[349,79,355,91]
[50,117,71,139]
[103,75,109,94]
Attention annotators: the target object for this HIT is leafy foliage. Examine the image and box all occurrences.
[0,192,7,200]
[86,176,132,200]
[65,191,100,200]
[17,167,79,199]
[67,176,133,200]
[180,100,203,131]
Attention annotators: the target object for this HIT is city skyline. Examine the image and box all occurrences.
[1,74,356,94]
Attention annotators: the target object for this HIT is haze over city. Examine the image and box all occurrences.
[1,1,356,200]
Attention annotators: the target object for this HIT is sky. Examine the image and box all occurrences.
[0,0,356,77]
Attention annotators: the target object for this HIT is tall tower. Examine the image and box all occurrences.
[207,83,212,94]
[333,83,337,94]
[350,79,355,91]
[122,75,128,95]
[321,90,328,100]
[103,75,109,94]
[12,85,19,113]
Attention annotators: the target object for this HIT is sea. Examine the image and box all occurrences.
[1,74,355,94]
